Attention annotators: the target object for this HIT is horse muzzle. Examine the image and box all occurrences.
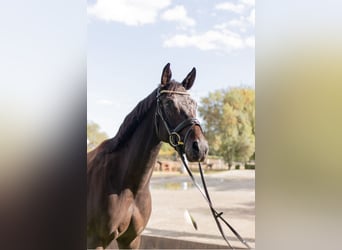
[185,138,209,162]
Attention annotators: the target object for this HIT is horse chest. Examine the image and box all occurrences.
[107,189,151,239]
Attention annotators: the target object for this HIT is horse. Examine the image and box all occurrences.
[87,63,209,249]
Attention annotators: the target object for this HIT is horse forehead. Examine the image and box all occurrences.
[174,95,196,113]
[168,80,184,90]
[163,82,196,109]
[174,93,190,103]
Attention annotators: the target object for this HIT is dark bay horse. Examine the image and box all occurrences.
[87,63,208,249]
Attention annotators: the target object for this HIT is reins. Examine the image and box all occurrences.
[177,152,251,249]
[155,88,251,249]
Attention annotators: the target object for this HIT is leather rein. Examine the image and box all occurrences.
[154,87,251,249]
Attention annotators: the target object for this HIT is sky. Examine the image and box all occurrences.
[87,0,255,137]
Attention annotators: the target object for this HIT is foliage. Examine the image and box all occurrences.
[87,121,108,152]
[158,142,177,160]
[199,88,255,165]
[245,163,255,169]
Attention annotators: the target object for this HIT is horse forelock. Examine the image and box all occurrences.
[162,80,186,92]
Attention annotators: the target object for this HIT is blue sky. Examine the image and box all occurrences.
[87,0,254,137]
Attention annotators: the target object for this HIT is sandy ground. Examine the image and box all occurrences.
[143,170,255,248]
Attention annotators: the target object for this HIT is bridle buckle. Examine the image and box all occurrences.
[169,132,183,147]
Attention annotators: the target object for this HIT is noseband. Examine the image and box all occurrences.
[155,88,202,152]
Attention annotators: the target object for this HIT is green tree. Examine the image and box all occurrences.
[199,88,255,167]
[87,121,108,152]
[158,143,177,160]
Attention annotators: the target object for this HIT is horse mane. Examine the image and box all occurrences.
[97,81,184,153]
[104,87,159,152]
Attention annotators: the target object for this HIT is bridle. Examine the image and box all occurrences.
[154,86,251,249]
[155,88,202,153]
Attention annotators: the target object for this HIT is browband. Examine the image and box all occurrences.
[157,90,190,98]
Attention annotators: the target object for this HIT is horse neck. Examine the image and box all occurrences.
[124,106,161,191]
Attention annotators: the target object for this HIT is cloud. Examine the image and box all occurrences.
[213,0,255,33]
[163,1,255,53]
[240,0,255,6]
[248,8,255,26]
[214,9,254,32]
[215,17,247,32]
[161,5,196,27]
[215,0,255,14]
[215,2,245,14]
[245,36,255,48]
[87,0,171,26]
[163,29,248,52]
[97,99,113,105]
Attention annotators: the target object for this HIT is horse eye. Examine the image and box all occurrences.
[165,99,173,106]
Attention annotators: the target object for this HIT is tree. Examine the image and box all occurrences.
[158,142,177,160]
[199,88,255,167]
[87,121,108,151]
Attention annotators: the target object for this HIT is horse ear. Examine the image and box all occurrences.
[182,67,196,90]
[161,63,172,86]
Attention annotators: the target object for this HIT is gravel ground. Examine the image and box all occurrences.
[143,170,255,248]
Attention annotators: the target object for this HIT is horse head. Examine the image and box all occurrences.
[155,63,209,162]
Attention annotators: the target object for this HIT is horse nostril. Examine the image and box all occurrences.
[192,141,199,152]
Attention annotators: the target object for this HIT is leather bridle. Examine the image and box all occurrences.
[155,88,202,153]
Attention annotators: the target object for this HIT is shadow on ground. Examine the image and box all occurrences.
[150,175,255,192]
[144,227,255,244]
